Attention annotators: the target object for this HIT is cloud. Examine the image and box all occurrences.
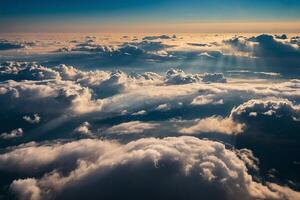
[1,35,300,200]
[106,121,159,134]
[191,95,223,105]
[10,179,41,200]
[222,34,300,68]
[223,37,252,52]
[23,114,41,124]
[226,70,281,78]
[155,103,170,111]
[0,137,296,200]
[0,39,25,50]
[275,34,288,40]
[126,40,174,51]
[0,79,101,115]
[230,98,300,122]
[69,43,112,53]
[56,39,175,65]
[179,116,245,135]
[248,34,300,58]
[0,62,60,81]
[142,35,174,40]
[201,73,227,83]
[131,110,147,116]
[235,148,259,171]
[0,128,23,139]
[165,69,202,85]
[74,122,92,136]
[187,42,209,47]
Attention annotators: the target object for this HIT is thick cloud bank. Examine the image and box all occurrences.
[0,136,297,200]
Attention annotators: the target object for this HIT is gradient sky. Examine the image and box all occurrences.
[1,0,300,32]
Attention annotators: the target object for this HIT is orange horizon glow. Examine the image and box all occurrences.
[1,20,300,33]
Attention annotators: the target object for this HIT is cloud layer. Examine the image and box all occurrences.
[0,136,297,200]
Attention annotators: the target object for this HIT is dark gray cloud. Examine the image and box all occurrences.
[275,34,288,40]
[142,34,175,40]
[0,39,25,51]
[248,34,300,58]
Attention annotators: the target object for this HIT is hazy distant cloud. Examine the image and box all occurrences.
[191,95,223,105]
[187,42,209,47]
[106,121,159,134]
[0,39,25,50]
[142,34,175,40]
[202,73,227,83]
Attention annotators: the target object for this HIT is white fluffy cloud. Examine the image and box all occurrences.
[0,79,102,115]
[0,136,296,200]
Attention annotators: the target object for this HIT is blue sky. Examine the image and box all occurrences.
[1,0,300,32]
[1,0,300,21]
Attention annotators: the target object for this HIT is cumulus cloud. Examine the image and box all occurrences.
[180,116,245,135]
[230,98,300,122]
[10,179,41,200]
[0,128,23,139]
[0,79,101,115]
[0,137,296,200]
[248,34,300,58]
[165,68,202,84]
[23,114,41,124]
[74,122,92,136]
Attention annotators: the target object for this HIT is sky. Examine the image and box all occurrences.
[1,1,300,200]
[1,0,300,32]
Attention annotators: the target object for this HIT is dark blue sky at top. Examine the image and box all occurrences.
[1,0,300,23]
